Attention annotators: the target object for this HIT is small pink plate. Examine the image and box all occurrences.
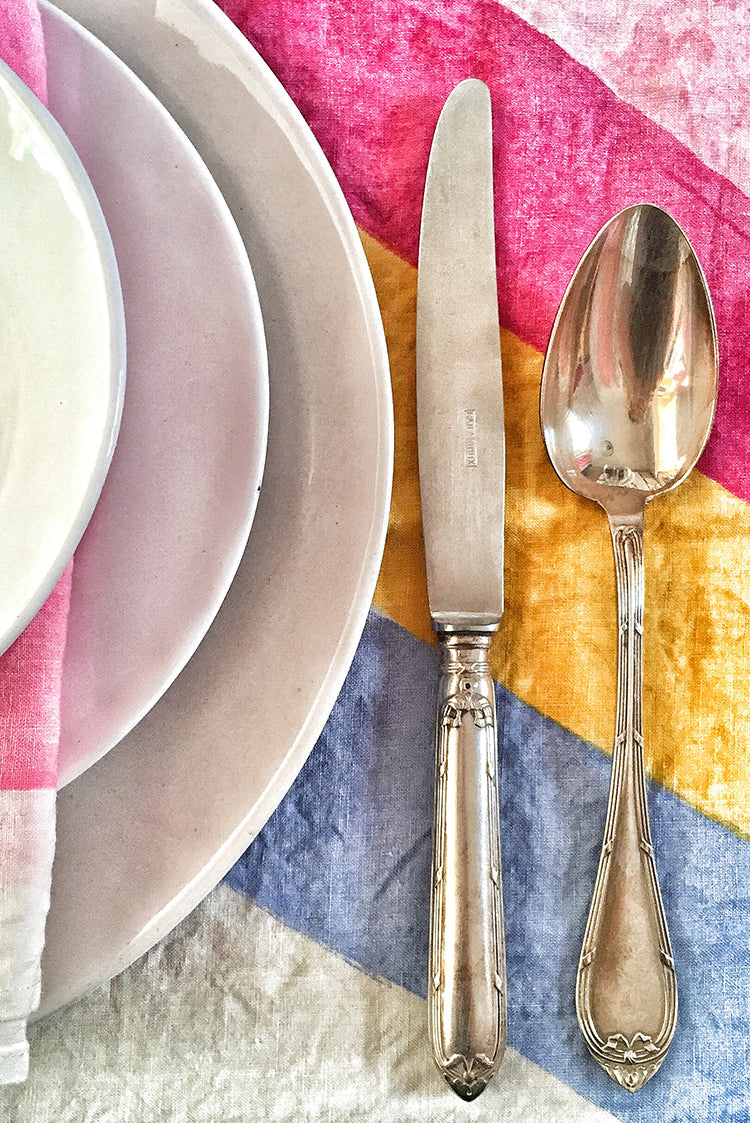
[44,5,269,787]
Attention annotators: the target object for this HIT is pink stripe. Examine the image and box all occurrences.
[0,563,72,790]
[2,0,47,103]
[222,0,750,502]
[0,9,72,792]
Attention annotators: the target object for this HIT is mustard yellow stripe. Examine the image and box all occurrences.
[361,228,750,839]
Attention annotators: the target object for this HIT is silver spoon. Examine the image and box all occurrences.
[540,203,718,1091]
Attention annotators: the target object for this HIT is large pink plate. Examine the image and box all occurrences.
[38,0,392,1016]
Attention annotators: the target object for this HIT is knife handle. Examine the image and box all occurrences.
[428,629,506,1101]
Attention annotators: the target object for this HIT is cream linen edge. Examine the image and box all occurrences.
[1,884,620,1121]
[0,789,56,1084]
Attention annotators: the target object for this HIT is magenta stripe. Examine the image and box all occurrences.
[0,563,72,790]
[221,0,750,502]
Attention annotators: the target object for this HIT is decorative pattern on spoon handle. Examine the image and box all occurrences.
[576,515,677,1092]
[428,631,506,1101]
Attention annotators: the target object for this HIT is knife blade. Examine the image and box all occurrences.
[416,78,507,1101]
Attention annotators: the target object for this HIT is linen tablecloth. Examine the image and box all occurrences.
[4,0,750,1119]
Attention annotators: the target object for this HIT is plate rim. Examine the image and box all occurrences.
[37,0,393,1016]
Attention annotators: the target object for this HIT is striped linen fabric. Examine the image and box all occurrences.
[216,1,750,1118]
[5,0,750,1118]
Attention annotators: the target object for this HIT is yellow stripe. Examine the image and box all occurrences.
[361,228,750,839]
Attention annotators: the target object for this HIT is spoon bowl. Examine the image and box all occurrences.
[542,203,718,517]
[540,203,718,1091]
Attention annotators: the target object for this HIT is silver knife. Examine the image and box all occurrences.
[416,78,507,1101]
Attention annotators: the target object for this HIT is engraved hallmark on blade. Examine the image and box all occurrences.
[462,408,479,468]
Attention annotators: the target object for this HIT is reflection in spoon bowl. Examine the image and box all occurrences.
[540,203,718,1091]
[544,204,717,506]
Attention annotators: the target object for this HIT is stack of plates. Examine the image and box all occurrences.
[25,0,392,1017]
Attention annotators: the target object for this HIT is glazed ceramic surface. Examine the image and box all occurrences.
[0,55,124,655]
[40,5,269,786]
[37,0,392,1015]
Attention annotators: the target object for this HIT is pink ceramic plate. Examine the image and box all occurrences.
[43,5,269,786]
[38,0,392,1017]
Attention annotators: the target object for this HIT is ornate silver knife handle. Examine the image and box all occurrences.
[428,629,506,1101]
[576,516,677,1092]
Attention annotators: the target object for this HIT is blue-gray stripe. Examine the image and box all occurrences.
[225,610,750,1121]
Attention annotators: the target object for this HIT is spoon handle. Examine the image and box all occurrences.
[428,631,507,1101]
[576,512,677,1092]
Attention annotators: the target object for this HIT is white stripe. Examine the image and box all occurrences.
[7,886,621,1120]
[499,0,750,197]
[0,789,56,1085]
